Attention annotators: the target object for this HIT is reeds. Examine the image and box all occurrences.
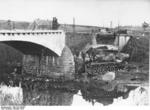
[0,83,23,105]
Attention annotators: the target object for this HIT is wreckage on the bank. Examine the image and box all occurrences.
[79,29,131,80]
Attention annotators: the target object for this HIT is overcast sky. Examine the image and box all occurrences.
[0,0,150,27]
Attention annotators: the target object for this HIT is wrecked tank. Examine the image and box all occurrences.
[81,29,130,78]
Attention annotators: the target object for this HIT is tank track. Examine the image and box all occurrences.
[85,62,125,75]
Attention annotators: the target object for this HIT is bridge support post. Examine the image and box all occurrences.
[22,55,40,75]
[57,46,75,79]
[22,46,75,79]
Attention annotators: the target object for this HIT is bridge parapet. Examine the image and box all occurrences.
[0,30,63,36]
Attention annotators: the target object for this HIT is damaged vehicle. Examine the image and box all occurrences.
[79,29,130,81]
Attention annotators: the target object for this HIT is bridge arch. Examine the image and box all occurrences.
[0,30,75,79]
[0,30,66,56]
[1,41,58,56]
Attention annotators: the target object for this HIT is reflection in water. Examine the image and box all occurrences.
[23,88,74,105]
[21,80,137,106]
[22,80,78,105]
[0,72,138,106]
[80,84,137,106]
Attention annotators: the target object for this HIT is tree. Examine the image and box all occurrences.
[32,21,37,30]
[7,20,12,30]
[142,22,149,31]
[52,17,59,30]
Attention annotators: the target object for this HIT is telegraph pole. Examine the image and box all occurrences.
[110,21,112,28]
[73,17,75,37]
[117,20,120,53]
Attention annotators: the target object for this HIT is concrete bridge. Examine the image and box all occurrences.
[0,30,75,79]
[0,30,65,56]
[114,34,131,50]
[93,32,131,51]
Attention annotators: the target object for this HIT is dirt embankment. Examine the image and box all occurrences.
[66,32,92,56]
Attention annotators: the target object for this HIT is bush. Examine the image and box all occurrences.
[122,36,149,63]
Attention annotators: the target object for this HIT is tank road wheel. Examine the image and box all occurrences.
[114,64,118,71]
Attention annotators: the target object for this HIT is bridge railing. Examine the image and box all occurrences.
[0,30,64,36]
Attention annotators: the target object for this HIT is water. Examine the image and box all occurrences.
[0,73,138,106]
[20,80,137,106]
